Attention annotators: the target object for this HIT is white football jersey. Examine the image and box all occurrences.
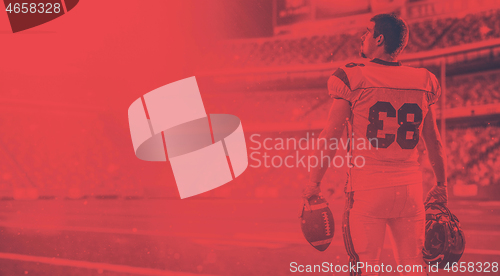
[328,58,441,191]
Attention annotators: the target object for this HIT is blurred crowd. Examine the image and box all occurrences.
[201,9,500,69]
[446,126,500,187]
[0,112,139,199]
[439,70,500,108]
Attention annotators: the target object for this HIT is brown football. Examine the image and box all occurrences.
[300,195,334,251]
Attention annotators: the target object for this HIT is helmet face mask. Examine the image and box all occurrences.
[423,203,466,269]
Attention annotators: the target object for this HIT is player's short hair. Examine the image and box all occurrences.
[370,14,409,57]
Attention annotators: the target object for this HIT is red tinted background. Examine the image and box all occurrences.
[0,0,499,275]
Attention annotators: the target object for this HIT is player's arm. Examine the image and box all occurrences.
[422,105,448,205]
[302,98,351,202]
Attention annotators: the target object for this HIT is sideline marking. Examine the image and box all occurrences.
[0,252,216,276]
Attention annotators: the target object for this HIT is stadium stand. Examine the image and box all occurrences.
[446,126,500,187]
[0,109,150,199]
[201,9,500,69]
[443,70,500,108]
[1,7,499,200]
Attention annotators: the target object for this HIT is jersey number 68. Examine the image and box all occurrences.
[366,101,423,149]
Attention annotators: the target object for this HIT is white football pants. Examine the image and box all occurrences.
[342,184,428,276]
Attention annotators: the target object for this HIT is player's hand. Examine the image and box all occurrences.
[302,182,321,212]
[424,184,448,206]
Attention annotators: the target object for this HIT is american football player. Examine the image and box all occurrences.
[303,14,447,275]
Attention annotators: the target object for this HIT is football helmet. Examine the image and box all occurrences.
[423,203,465,269]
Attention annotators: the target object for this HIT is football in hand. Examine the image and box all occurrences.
[300,195,334,251]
